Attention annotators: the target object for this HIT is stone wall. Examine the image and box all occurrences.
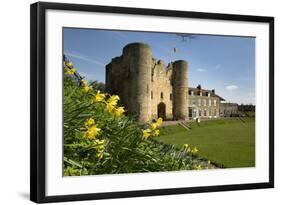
[219,103,238,117]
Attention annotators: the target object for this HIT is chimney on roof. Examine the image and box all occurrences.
[211,89,215,94]
[197,84,201,90]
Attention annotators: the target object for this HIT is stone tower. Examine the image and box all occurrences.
[172,60,188,120]
[123,43,152,122]
[105,42,188,123]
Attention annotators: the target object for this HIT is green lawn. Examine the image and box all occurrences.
[158,118,255,168]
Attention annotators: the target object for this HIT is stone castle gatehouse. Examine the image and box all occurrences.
[105,42,232,123]
[106,42,188,123]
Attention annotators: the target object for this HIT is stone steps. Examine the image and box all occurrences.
[237,117,246,123]
[183,121,192,129]
[178,121,191,131]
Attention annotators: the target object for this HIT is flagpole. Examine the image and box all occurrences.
[173,47,176,63]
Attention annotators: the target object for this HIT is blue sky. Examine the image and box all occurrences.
[63,28,255,105]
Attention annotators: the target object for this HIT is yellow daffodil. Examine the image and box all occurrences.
[93,139,105,155]
[84,125,101,139]
[65,68,76,75]
[83,85,91,93]
[150,123,157,130]
[194,164,201,170]
[183,144,189,149]
[106,102,115,112]
[96,152,104,160]
[105,95,120,112]
[153,129,160,137]
[84,118,95,127]
[81,80,90,93]
[155,117,163,126]
[114,106,125,117]
[191,147,198,154]
[66,61,73,67]
[95,144,105,151]
[93,90,105,102]
[81,79,88,86]
[107,95,120,106]
[93,139,105,145]
[142,129,151,139]
[207,160,211,165]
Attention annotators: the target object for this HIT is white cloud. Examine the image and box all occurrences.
[64,51,105,67]
[196,68,206,72]
[226,85,238,91]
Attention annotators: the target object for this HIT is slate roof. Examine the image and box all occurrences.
[188,87,225,101]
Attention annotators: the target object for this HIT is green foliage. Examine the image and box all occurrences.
[63,66,207,176]
[90,80,105,92]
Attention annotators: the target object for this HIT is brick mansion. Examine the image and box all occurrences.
[105,42,238,123]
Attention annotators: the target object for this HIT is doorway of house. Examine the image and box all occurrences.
[189,108,193,119]
[157,102,166,120]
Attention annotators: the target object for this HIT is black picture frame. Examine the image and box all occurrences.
[30,2,274,203]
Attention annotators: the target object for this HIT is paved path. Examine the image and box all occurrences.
[162,120,187,126]
[161,117,237,127]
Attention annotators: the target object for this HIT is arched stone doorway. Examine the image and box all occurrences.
[158,102,166,120]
